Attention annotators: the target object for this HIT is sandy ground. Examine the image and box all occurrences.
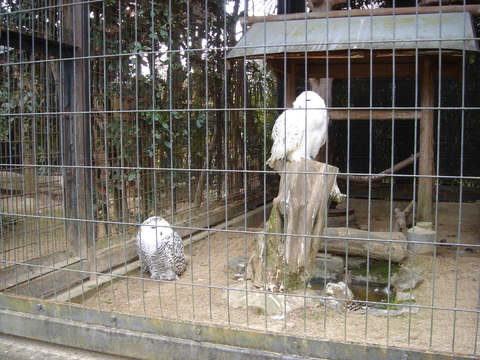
[82,210,480,357]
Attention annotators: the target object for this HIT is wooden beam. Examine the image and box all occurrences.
[329,109,420,120]
[242,5,480,25]
[418,56,435,222]
[0,28,75,58]
[297,60,461,79]
[268,57,462,79]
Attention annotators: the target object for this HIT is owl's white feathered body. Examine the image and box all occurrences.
[136,216,187,281]
[267,91,328,171]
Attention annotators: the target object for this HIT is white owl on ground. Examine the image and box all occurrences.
[267,91,328,171]
[136,216,187,281]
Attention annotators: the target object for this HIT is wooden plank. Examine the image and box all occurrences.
[242,5,480,25]
[3,260,87,299]
[0,171,62,192]
[0,251,74,291]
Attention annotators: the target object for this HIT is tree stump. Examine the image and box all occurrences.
[247,159,338,291]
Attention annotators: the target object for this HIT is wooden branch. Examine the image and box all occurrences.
[337,153,419,183]
[241,5,480,25]
[394,200,415,232]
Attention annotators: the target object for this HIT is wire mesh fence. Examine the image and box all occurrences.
[1,0,479,358]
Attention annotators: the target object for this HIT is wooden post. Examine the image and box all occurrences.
[62,1,92,260]
[418,56,434,222]
[310,78,333,162]
[247,159,338,291]
[286,59,297,106]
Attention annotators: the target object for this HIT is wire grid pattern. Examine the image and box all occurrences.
[0,0,479,357]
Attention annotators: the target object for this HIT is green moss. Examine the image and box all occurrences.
[370,260,400,278]
[349,259,400,283]
[266,206,283,234]
[376,304,399,311]
[264,206,285,270]
[285,267,303,291]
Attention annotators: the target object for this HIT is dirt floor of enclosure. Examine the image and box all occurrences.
[83,207,480,357]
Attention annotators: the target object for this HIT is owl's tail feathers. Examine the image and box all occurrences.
[266,152,286,172]
[266,156,289,173]
[266,156,276,170]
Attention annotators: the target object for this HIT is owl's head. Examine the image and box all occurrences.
[293,91,325,109]
[147,216,172,236]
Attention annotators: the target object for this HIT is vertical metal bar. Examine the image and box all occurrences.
[281,0,288,334]
[408,4,421,349]
[344,3,352,343]
[260,2,267,332]
[323,2,331,340]
[386,0,398,345]
[204,0,213,322]
[223,0,232,328]
[451,8,469,353]
[248,3,256,330]
[430,5,443,351]
[303,4,308,335]
[184,0,196,322]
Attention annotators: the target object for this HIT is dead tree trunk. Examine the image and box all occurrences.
[321,227,408,263]
[247,159,338,291]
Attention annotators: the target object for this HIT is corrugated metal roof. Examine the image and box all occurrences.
[227,12,479,59]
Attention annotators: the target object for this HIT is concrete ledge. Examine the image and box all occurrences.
[0,294,466,360]
[0,333,132,360]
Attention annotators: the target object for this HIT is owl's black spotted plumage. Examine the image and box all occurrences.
[136,216,187,280]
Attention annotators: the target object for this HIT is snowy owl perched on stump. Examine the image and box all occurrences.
[267,91,328,171]
[136,216,187,280]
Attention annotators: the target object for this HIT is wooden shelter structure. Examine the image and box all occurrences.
[227,5,480,222]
